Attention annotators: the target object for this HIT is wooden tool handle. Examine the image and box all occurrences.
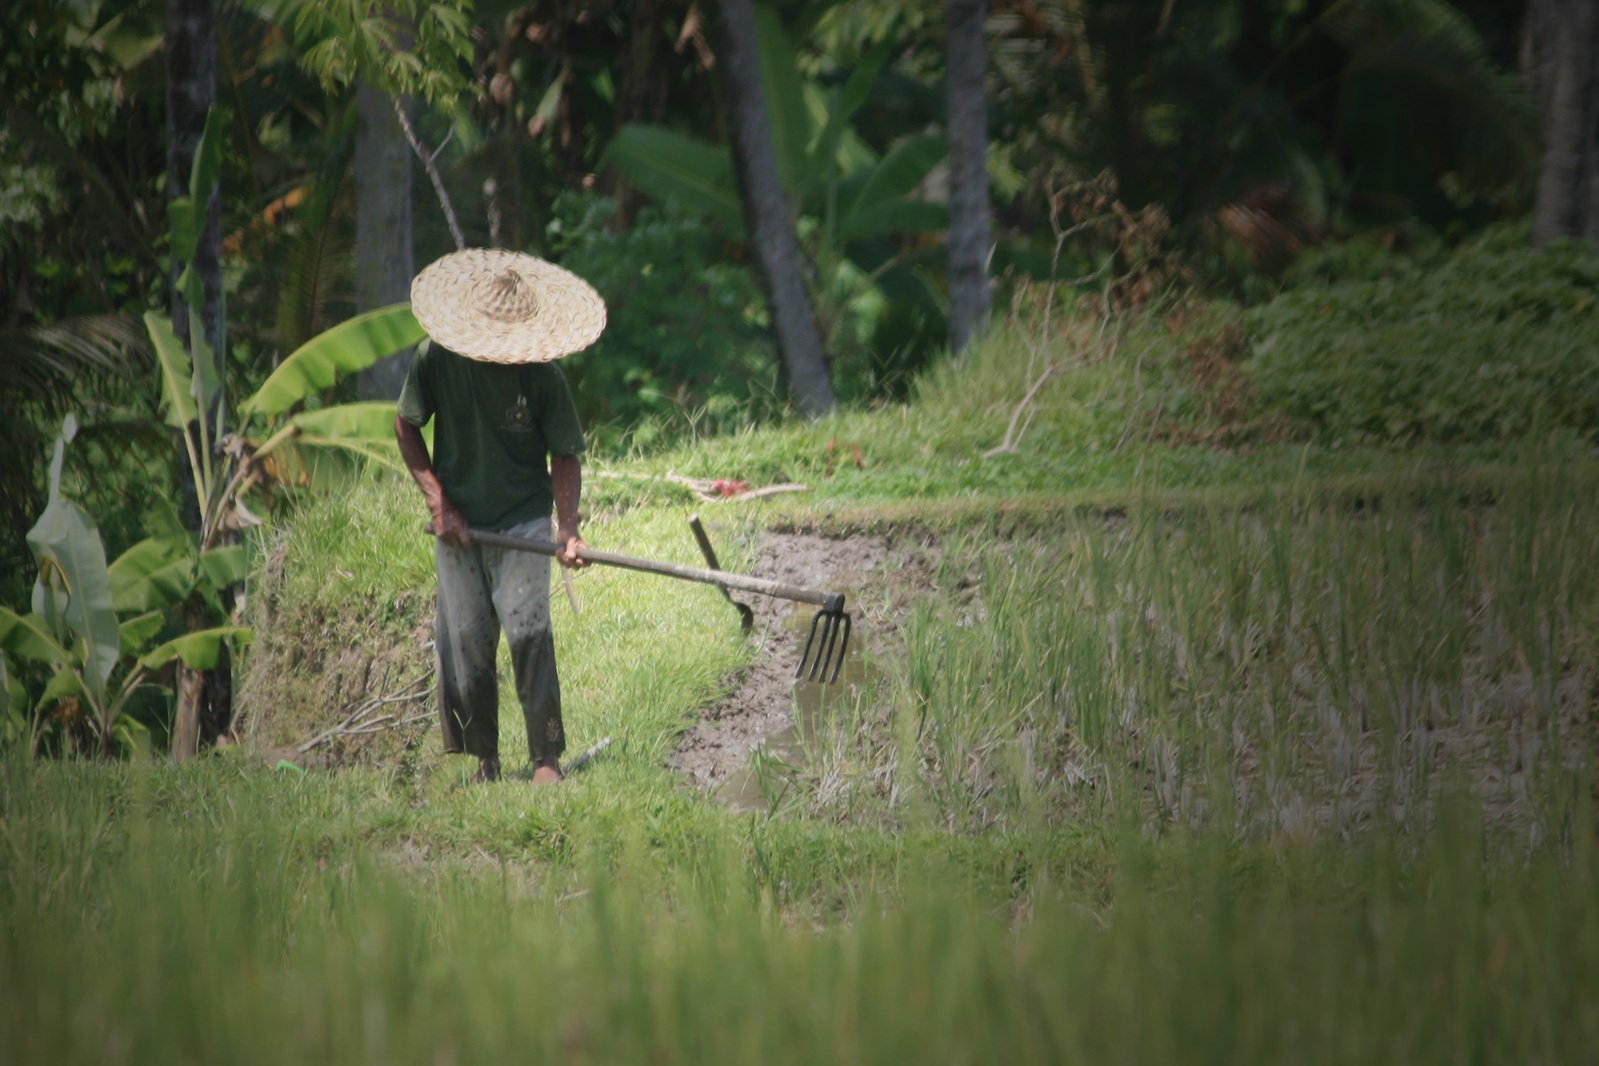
[424,524,844,610]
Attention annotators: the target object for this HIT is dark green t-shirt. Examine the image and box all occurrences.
[397,339,586,531]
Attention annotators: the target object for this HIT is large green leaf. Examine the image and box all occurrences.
[144,311,199,430]
[806,34,896,198]
[180,264,223,416]
[0,607,74,667]
[108,535,194,612]
[604,125,745,237]
[189,107,230,208]
[240,305,424,418]
[254,401,405,477]
[754,4,812,193]
[27,490,119,705]
[1,653,26,734]
[35,666,87,711]
[118,611,166,657]
[840,198,948,241]
[169,107,230,263]
[839,134,947,233]
[197,545,249,590]
[138,626,251,672]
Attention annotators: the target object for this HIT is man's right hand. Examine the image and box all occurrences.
[397,415,472,549]
[431,500,473,548]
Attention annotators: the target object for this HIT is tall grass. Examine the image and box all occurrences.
[3,748,1596,1064]
[805,457,1598,844]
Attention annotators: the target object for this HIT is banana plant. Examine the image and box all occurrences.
[603,6,947,348]
[155,106,426,553]
[145,302,425,551]
[149,101,425,758]
[0,417,249,757]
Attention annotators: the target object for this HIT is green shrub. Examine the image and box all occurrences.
[548,192,783,453]
[1245,222,1599,445]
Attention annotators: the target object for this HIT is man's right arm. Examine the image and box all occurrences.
[395,414,472,548]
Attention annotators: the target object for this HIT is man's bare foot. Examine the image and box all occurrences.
[532,759,564,785]
[474,757,501,784]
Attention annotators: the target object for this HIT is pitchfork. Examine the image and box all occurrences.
[425,524,853,684]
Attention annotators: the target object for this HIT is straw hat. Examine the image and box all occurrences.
[409,248,606,364]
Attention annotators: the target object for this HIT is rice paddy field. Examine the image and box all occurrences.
[3,308,1596,1063]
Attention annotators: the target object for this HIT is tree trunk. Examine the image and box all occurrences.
[1525,0,1599,246]
[165,0,223,761]
[713,0,835,417]
[165,0,222,360]
[356,81,416,400]
[946,0,992,356]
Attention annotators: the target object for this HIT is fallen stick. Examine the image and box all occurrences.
[591,470,809,502]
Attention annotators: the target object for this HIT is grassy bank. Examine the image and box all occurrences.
[4,294,1598,1062]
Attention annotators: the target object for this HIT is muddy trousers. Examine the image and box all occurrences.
[433,516,566,765]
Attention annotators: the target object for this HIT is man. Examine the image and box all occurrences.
[395,248,607,785]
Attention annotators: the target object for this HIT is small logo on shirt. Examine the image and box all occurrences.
[506,394,532,433]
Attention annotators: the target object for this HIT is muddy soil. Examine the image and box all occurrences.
[667,529,933,795]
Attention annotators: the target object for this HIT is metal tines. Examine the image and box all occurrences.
[797,593,852,684]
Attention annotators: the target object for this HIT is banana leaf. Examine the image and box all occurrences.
[0,606,74,667]
[839,134,947,234]
[35,667,86,711]
[805,35,896,199]
[118,611,166,657]
[240,305,423,418]
[1,654,25,732]
[168,107,230,264]
[841,198,948,241]
[137,626,251,673]
[145,311,199,430]
[27,487,119,705]
[108,535,194,612]
[197,545,250,590]
[603,125,745,237]
[252,401,405,484]
[754,5,811,194]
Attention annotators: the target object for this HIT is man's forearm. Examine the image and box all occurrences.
[397,415,472,546]
[395,415,446,512]
[551,453,582,537]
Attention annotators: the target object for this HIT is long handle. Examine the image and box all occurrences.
[428,525,843,610]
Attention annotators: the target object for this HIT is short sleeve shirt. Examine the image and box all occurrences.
[397,339,586,531]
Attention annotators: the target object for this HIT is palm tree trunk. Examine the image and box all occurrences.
[713,0,835,417]
[946,0,992,356]
[1525,0,1599,245]
[165,0,222,360]
[165,0,224,761]
[356,81,416,400]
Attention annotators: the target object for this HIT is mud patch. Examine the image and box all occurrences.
[668,528,936,796]
[665,530,889,792]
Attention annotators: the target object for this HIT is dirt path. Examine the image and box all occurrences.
[668,529,906,793]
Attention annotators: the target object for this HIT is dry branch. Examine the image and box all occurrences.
[296,670,433,754]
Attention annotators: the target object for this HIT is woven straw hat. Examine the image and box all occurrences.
[409,248,606,364]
